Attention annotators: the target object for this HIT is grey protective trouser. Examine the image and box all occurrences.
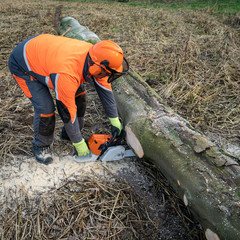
[9,55,55,146]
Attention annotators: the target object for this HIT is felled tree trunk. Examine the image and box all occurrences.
[112,69,240,240]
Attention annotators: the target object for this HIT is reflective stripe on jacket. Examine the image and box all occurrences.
[25,34,117,116]
[25,34,91,123]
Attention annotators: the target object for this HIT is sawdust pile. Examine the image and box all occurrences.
[0,154,200,239]
[0,155,138,200]
[0,155,164,239]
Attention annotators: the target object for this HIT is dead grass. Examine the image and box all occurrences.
[1,176,158,239]
[0,160,203,240]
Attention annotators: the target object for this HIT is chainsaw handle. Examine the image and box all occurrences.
[108,131,118,146]
[97,131,118,161]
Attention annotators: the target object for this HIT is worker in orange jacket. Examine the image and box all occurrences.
[8,34,129,165]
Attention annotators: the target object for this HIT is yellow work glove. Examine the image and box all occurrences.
[109,117,123,136]
[73,139,90,156]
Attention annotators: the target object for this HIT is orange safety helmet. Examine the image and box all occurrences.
[88,40,129,82]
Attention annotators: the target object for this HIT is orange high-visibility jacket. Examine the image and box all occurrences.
[14,34,118,143]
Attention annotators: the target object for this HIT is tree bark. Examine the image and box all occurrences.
[112,69,240,240]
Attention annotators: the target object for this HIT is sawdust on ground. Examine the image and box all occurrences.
[0,154,138,203]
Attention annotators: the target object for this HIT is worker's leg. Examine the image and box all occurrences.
[30,82,55,147]
[8,44,55,164]
[11,74,55,164]
[29,82,56,164]
[9,55,55,147]
[9,68,55,164]
[61,84,87,140]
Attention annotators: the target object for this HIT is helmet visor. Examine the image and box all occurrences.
[107,57,129,83]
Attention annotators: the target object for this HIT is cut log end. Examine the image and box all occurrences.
[125,126,144,158]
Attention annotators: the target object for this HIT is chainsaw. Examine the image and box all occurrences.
[73,131,136,163]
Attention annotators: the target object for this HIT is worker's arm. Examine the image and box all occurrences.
[93,77,122,135]
[93,76,118,117]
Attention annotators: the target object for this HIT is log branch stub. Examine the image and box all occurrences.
[205,229,220,240]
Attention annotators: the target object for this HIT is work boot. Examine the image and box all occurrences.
[32,143,53,165]
[60,126,70,141]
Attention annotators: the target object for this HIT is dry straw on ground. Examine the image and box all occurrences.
[1,176,159,239]
[1,160,202,240]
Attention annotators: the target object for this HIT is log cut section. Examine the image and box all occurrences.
[112,69,240,240]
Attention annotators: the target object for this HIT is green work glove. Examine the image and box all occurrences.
[73,139,90,156]
[109,117,123,136]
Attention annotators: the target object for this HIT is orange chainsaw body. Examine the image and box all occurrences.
[87,134,112,155]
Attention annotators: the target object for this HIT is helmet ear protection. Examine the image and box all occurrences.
[88,59,110,76]
[88,64,102,76]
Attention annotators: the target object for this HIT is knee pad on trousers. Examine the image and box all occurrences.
[76,94,87,118]
[39,113,55,136]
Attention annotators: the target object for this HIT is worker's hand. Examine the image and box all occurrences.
[109,117,123,136]
[73,139,90,156]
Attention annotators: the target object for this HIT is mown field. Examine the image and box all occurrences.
[0,0,239,239]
